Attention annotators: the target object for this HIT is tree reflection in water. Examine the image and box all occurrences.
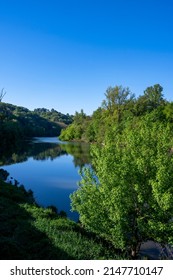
[0,137,91,168]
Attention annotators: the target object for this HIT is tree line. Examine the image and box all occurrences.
[59,84,173,143]
[60,84,173,259]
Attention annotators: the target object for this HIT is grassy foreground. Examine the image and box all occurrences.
[0,179,123,260]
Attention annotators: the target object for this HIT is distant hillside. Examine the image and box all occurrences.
[33,108,73,125]
[0,102,73,150]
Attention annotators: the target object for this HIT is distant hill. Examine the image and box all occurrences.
[0,102,73,150]
[33,107,73,125]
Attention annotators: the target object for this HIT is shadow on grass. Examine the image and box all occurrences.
[0,176,126,260]
[0,181,72,260]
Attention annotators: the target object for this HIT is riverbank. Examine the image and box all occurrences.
[1,179,172,259]
[0,179,124,260]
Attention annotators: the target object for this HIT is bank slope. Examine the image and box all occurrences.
[0,179,122,260]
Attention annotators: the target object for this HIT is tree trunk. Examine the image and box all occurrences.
[131,242,141,259]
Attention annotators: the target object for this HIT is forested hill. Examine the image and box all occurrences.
[0,102,73,149]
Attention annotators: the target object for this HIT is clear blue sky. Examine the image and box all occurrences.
[0,0,173,115]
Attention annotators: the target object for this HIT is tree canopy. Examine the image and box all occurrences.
[71,114,173,258]
[59,84,170,144]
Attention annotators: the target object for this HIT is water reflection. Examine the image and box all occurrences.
[59,142,91,168]
[0,137,91,220]
[0,137,91,167]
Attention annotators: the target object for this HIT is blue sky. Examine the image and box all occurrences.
[0,0,173,115]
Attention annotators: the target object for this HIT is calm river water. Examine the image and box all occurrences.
[1,137,91,221]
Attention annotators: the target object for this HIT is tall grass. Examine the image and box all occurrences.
[0,179,123,260]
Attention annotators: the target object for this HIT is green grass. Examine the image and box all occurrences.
[0,179,124,260]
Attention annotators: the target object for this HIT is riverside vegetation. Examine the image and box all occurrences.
[1,84,173,259]
[0,170,123,260]
[60,84,173,258]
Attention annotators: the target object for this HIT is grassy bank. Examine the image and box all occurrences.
[0,179,124,260]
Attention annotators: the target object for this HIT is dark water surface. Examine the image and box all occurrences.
[1,137,91,221]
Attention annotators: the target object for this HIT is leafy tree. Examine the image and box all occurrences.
[59,109,88,141]
[59,124,76,141]
[73,109,86,124]
[102,86,135,122]
[134,84,165,116]
[71,117,173,258]
[143,84,164,109]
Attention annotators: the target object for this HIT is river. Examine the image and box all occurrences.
[0,137,91,221]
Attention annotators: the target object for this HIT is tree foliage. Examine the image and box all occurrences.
[59,84,169,144]
[102,85,135,122]
[71,116,173,258]
[59,109,88,141]
[134,84,165,116]
[163,102,173,121]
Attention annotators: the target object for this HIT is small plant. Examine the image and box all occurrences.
[47,205,58,214]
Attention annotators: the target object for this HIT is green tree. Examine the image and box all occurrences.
[86,107,105,143]
[135,84,165,116]
[71,117,173,258]
[143,84,164,109]
[102,86,135,122]
[59,123,75,141]
[59,109,88,141]
[73,109,86,124]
